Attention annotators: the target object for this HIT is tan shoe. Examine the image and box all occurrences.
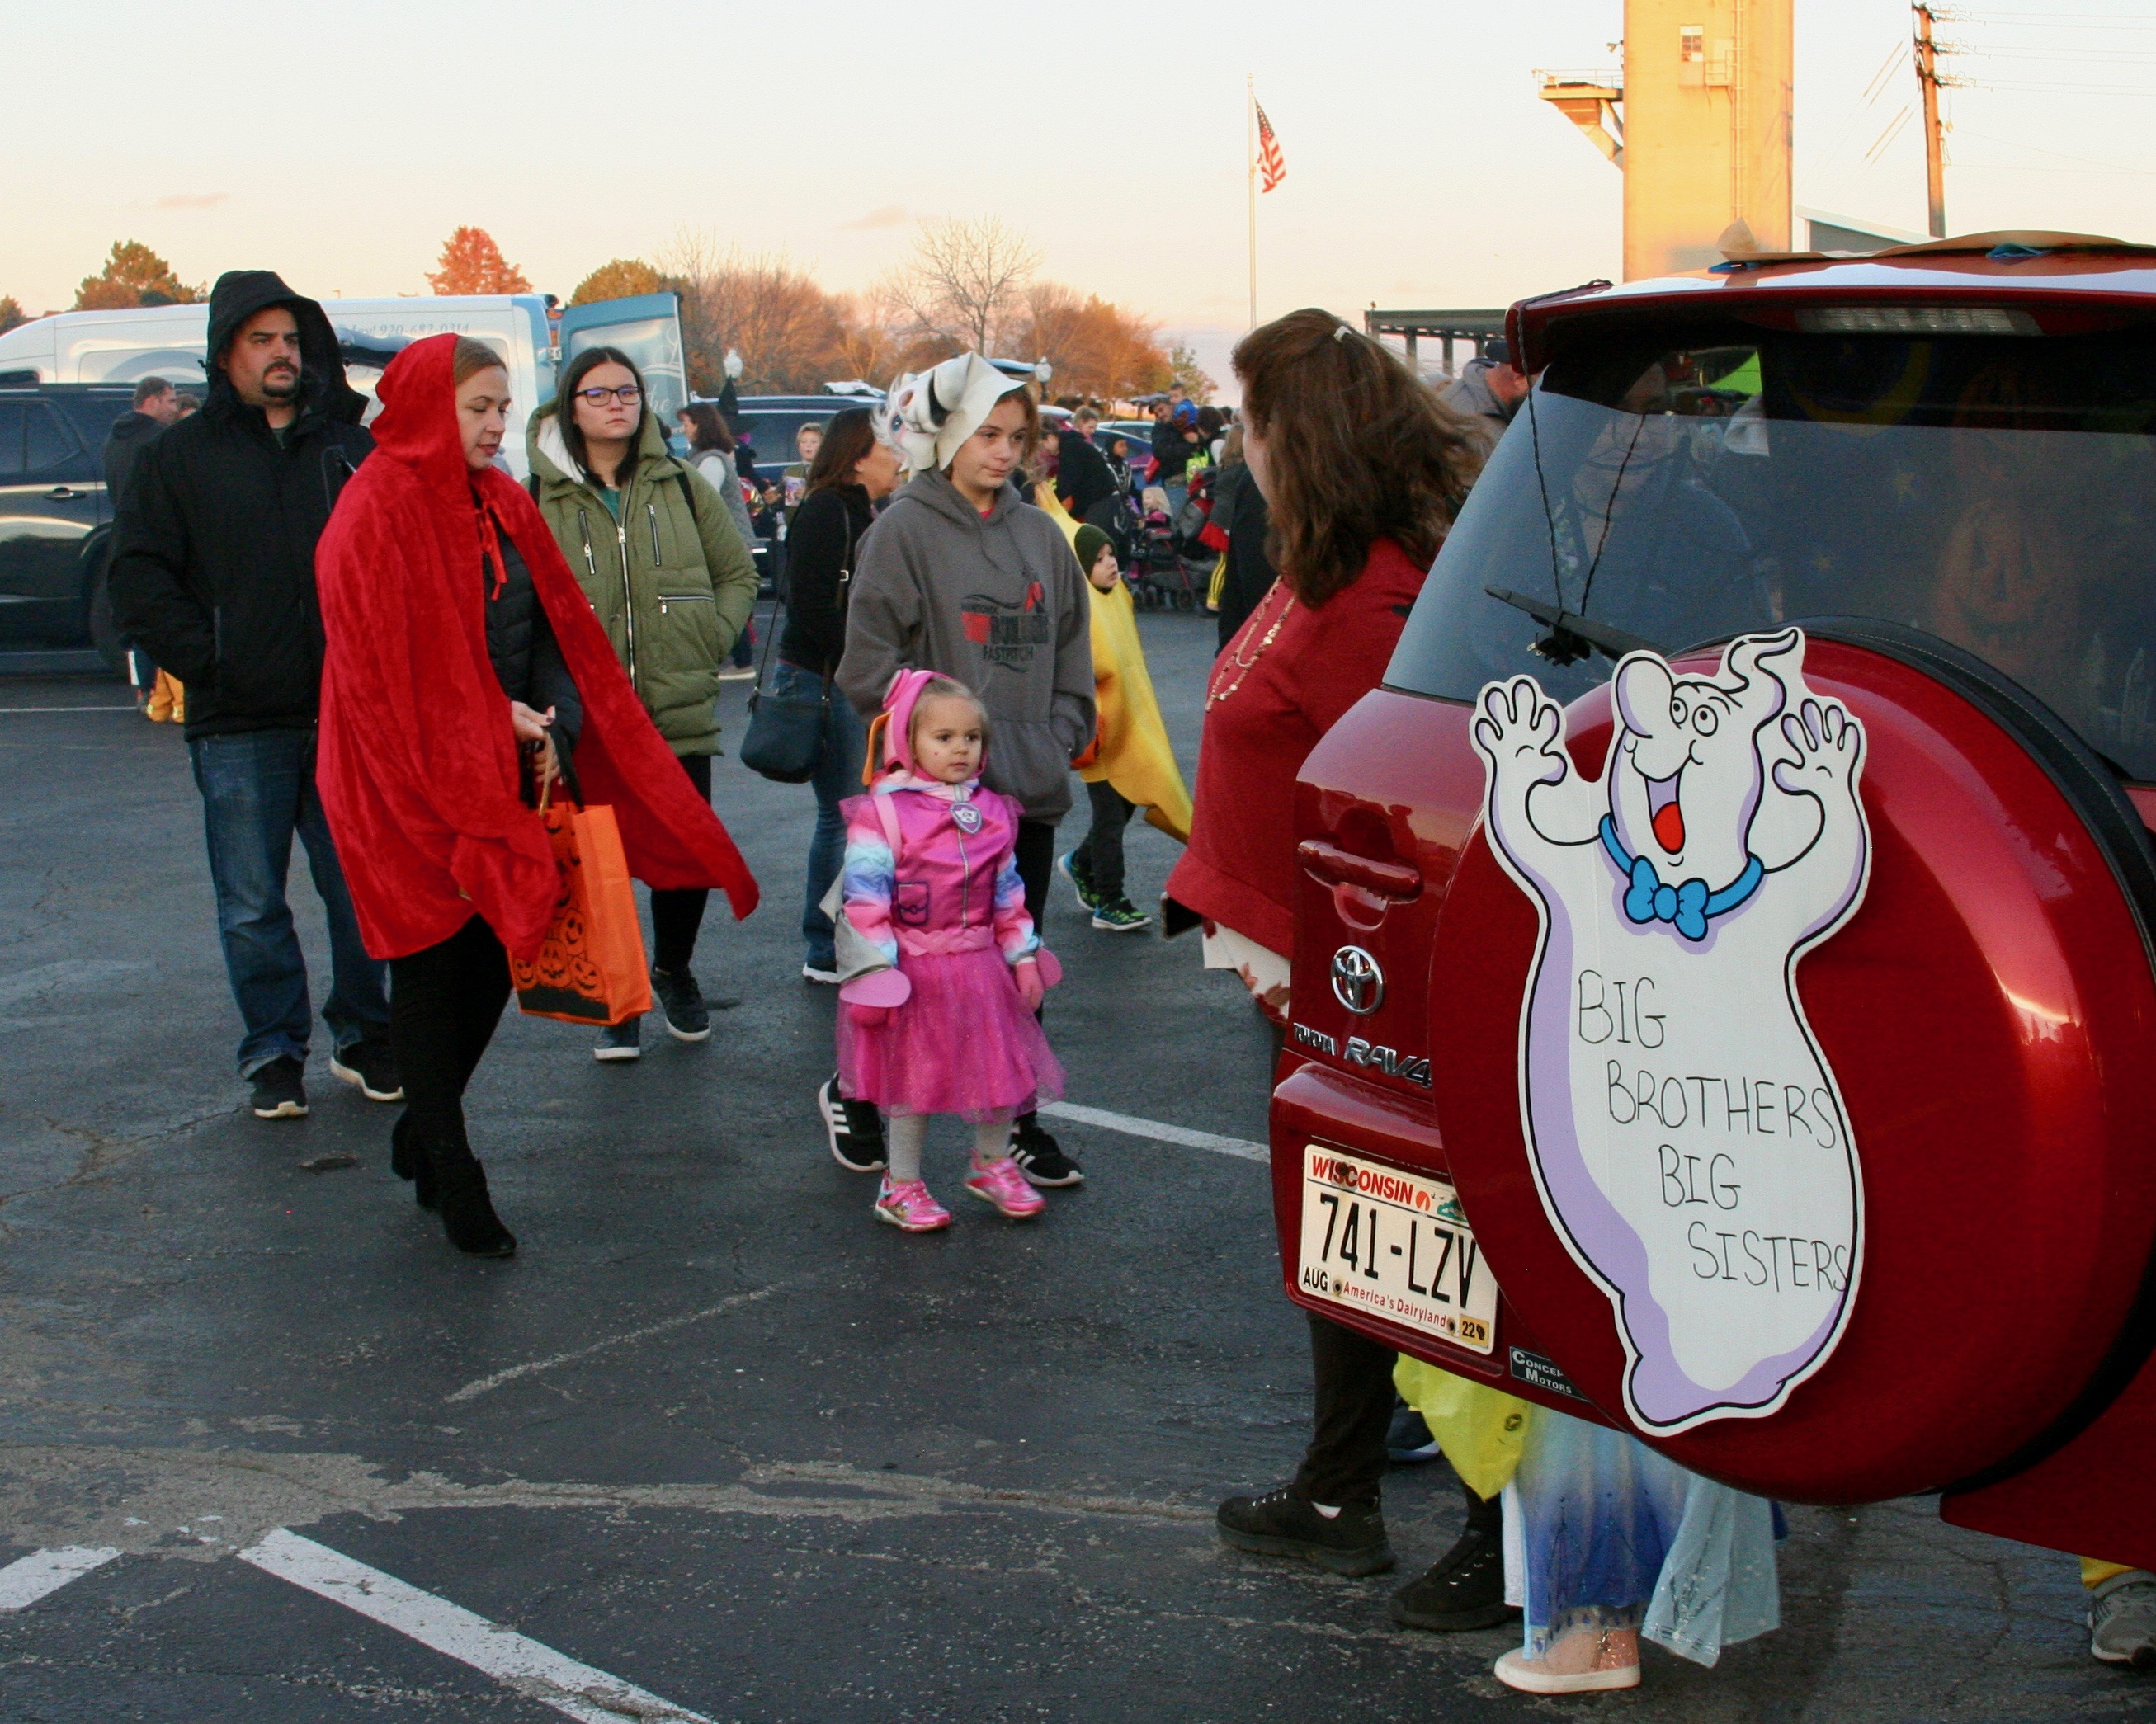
[1494,1626,1641,1694]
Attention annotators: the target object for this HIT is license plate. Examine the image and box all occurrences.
[1295,1145,1498,1354]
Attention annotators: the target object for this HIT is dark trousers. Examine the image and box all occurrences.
[650,752,714,974]
[1071,781,1136,902]
[1012,817,1057,1129]
[1292,1312,1400,1509]
[389,915,512,1154]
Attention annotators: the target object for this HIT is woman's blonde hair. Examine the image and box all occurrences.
[452,337,509,385]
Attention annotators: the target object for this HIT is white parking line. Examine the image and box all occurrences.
[0,1546,120,1611]
[0,706,138,714]
[238,1528,713,1724]
[1038,1102,1267,1163]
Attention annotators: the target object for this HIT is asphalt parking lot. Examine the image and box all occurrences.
[0,610,2149,1722]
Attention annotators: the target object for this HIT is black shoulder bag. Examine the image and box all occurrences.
[738,502,851,784]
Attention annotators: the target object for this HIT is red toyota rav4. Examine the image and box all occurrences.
[1274,233,2156,1567]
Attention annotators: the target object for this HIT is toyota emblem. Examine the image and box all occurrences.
[1330,945,1385,1015]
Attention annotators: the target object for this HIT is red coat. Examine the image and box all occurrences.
[314,333,757,961]
[1165,539,1429,957]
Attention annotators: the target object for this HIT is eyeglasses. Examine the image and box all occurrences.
[574,384,643,407]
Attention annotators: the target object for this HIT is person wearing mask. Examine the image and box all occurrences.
[839,353,1096,1191]
[1441,337,1531,441]
[314,334,757,1257]
[109,271,395,1123]
[679,403,762,682]
[1210,422,1280,648]
[527,346,760,1060]
[104,376,184,710]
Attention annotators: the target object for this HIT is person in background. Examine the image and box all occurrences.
[1055,407,1125,554]
[527,346,759,1060]
[104,377,183,710]
[1441,336,1531,440]
[1167,381,1196,424]
[1102,431,1138,503]
[840,352,1095,1191]
[109,271,396,1122]
[1210,422,1280,647]
[172,391,201,421]
[784,421,824,512]
[314,334,757,1258]
[680,403,762,682]
[1149,400,1201,491]
[1058,523,1190,931]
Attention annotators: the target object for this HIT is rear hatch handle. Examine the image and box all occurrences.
[1298,840,1423,902]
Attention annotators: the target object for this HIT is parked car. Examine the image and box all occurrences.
[1273,235,2156,1572]
[0,384,135,659]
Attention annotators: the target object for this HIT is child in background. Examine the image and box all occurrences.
[1060,525,1193,930]
[837,671,1064,1232]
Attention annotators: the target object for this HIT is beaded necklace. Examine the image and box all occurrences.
[1207,585,1296,709]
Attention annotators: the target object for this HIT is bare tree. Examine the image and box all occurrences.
[884,217,1042,356]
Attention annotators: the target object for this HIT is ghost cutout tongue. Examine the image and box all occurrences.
[1470,629,1872,1433]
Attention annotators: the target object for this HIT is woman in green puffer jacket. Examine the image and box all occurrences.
[527,346,758,1060]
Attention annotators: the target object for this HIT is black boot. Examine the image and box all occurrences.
[390,1113,438,1211]
[1216,1483,1394,1577]
[425,1134,516,1258]
[1389,1488,1517,1632]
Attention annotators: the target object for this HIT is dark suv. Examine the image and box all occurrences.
[0,384,137,662]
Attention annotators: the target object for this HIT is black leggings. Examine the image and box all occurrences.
[390,914,512,1153]
[650,752,713,973]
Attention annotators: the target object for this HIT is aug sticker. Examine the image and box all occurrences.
[1471,629,1871,1433]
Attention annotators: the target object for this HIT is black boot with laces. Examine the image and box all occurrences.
[1215,1483,1394,1577]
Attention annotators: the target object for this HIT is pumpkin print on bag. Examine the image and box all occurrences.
[510,797,653,1026]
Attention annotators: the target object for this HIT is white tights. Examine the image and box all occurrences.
[886,1114,1012,1185]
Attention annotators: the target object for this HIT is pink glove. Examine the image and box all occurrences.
[847,1001,894,1029]
[1014,959,1045,1011]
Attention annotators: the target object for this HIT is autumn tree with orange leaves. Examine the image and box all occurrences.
[427,227,531,295]
[75,240,200,310]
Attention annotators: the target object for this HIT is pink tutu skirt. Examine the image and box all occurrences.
[837,946,1064,1122]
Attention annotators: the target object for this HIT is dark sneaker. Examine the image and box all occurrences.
[1387,1402,1443,1464]
[1389,1525,1519,1631]
[249,1057,309,1120]
[652,966,712,1042]
[819,1074,887,1172]
[1008,1115,1084,1187]
[329,1039,404,1103]
[1216,1484,1394,1578]
[1057,850,1101,912]
[1090,897,1152,932]
[2091,1572,2156,1666]
[594,1018,643,1062]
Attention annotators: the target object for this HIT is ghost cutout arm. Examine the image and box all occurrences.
[1472,676,1604,872]
[1766,695,1869,930]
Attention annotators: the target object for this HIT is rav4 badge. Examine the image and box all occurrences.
[1471,628,1871,1434]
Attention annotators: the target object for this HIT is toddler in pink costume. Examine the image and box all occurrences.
[837,671,1064,1231]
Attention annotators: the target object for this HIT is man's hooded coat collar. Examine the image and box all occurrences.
[203,268,366,427]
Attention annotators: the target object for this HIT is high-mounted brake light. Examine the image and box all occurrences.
[1795,305,2041,336]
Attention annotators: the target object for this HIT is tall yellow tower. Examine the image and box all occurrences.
[1539,0,1793,280]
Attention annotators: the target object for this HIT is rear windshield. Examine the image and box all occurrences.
[1387,325,2156,779]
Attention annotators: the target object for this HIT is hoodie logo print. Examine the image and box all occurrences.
[960,582,1050,667]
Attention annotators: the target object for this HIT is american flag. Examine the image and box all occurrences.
[1257,102,1286,193]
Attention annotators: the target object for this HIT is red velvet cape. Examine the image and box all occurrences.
[315,333,758,962]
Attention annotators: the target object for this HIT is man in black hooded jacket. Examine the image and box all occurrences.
[111,270,396,1122]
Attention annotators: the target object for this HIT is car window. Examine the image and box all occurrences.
[1387,326,2156,780]
[23,403,81,477]
[55,395,132,449]
[0,403,21,478]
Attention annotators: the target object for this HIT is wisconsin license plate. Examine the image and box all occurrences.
[1296,1144,1498,1354]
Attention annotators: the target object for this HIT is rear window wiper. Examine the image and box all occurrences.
[1485,586,1663,667]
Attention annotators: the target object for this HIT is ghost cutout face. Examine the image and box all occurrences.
[1470,629,1872,1432]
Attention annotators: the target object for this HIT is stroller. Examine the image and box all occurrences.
[1132,468,1218,611]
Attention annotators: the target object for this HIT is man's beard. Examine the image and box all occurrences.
[261,365,300,399]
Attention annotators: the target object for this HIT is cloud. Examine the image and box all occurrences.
[153,192,229,210]
[835,204,908,231]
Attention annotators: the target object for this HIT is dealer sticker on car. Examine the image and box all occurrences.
[1297,1144,1497,1353]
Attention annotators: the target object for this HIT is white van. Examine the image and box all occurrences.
[0,292,688,481]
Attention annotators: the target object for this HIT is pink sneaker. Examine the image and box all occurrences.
[873,1177,951,1232]
[964,1156,1046,1219]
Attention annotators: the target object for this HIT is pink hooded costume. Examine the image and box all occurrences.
[835,671,1064,1121]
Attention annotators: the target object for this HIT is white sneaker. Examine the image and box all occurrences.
[801,963,839,984]
[2091,1573,2156,1666]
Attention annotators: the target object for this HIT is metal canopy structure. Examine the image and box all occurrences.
[1362,309,1509,374]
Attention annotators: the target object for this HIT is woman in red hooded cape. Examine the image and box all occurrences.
[315,332,757,1256]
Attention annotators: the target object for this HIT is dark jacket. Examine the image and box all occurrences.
[777,483,871,678]
[108,271,372,738]
[1151,417,1201,485]
[1213,460,1280,648]
[1054,430,1117,520]
[101,411,166,506]
[487,538,583,749]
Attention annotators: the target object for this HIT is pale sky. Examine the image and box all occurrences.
[7,0,2155,392]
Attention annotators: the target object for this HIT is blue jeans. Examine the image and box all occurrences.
[775,660,866,971]
[188,728,390,1077]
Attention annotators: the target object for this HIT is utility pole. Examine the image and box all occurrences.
[1913,2,1946,238]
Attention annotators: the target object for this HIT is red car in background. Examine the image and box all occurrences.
[1273,234,2156,1568]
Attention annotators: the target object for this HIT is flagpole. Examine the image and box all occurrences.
[1247,75,1257,329]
